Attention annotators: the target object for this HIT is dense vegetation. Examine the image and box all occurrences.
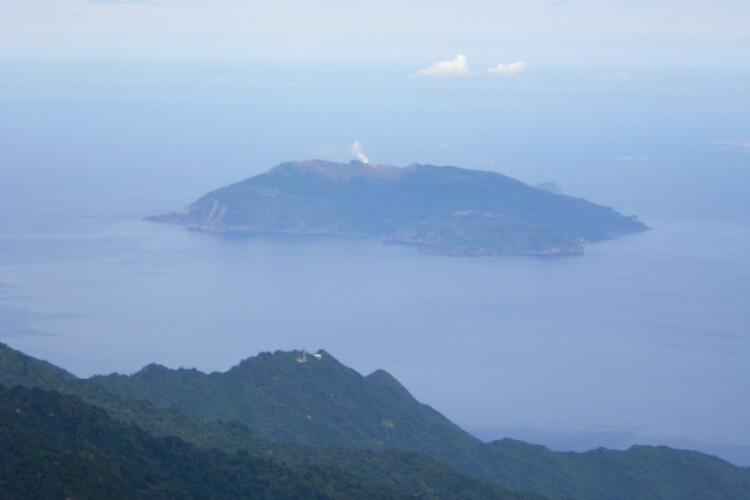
[0,385,406,499]
[90,349,750,499]
[148,160,646,256]
[0,343,535,500]
[3,342,750,499]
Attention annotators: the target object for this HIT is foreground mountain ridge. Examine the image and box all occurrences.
[0,342,541,500]
[2,342,748,499]
[148,160,647,256]
[0,385,411,499]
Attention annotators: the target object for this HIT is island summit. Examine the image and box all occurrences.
[148,160,646,256]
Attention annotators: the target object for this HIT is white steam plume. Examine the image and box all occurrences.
[350,140,370,164]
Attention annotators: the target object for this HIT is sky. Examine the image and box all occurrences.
[0,0,750,191]
[2,0,749,217]
[2,0,750,67]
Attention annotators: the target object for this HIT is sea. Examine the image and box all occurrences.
[1,88,749,466]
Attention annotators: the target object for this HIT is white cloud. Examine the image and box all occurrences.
[486,60,526,76]
[714,139,750,154]
[597,71,656,82]
[417,54,471,77]
[350,140,370,164]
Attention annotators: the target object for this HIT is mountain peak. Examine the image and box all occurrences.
[148,159,646,256]
[5,342,750,500]
[269,159,402,182]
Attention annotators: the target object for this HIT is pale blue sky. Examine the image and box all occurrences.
[2,0,749,68]
[1,0,748,211]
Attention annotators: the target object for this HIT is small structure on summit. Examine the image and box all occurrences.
[296,349,323,363]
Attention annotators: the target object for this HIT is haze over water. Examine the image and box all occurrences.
[2,0,750,468]
[2,95,750,466]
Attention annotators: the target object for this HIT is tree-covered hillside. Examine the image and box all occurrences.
[0,343,536,500]
[3,342,750,499]
[91,348,750,500]
[0,385,407,499]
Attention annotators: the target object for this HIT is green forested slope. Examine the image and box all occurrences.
[3,343,750,499]
[90,348,750,500]
[0,343,535,500]
[0,385,407,499]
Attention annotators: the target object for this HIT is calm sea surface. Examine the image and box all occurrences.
[1,187,749,465]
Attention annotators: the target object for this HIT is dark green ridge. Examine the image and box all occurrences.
[89,348,750,500]
[4,342,750,499]
[0,343,537,500]
[0,385,406,500]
